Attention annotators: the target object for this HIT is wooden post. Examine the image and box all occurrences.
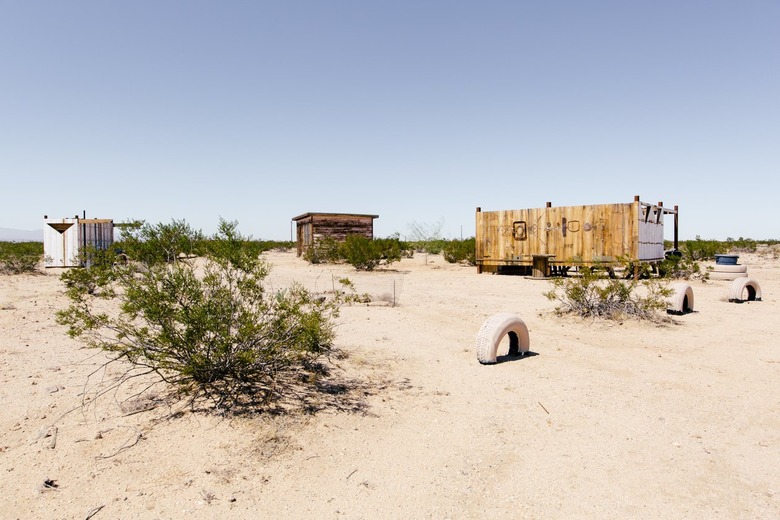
[674,205,679,250]
[476,207,481,273]
[530,254,555,278]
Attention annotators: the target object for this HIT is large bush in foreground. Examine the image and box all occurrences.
[57,219,338,409]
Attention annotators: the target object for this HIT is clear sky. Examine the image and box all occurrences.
[2,1,778,241]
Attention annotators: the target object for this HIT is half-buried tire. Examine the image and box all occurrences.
[728,277,762,303]
[667,282,694,315]
[476,313,530,365]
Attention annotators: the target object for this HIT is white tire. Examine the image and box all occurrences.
[728,277,762,303]
[476,313,530,365]
[711,264,748,273]
[709,271,748,281]
[667,282,694,315]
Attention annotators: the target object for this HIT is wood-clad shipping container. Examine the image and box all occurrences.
[475,197,678,274]
[292,212,379,257]
[43,217,114,267]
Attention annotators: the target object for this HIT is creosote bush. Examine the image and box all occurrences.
[57,219,339,410]
[658,253,705,281]
[544,265,672,321]
[304,236,343,265]
[304,235,404,271]
[0,242,43,274]
[117,219,204,264]
[341,235,402,271]
[443,238,476,265]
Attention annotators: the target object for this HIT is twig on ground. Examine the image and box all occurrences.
[84,504,105,519]
[95,426,143,459]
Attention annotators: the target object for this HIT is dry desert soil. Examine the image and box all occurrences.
[1,250,778,519]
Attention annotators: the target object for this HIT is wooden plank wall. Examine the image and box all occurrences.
[310,214,375,242]
[295,214,376,256]
[476,201,665,268]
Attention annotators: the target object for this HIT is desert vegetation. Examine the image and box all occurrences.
[56,219,340,412]
[304,234,405,271]
[442,237,476,266]
[544,264,673,321]
[0,241,43,274]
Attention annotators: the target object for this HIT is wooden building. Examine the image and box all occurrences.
[43,216,114,267]
[292,212,379,257]
[475,196,678,275]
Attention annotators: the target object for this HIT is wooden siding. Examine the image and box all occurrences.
[476,200,667,271]
[292,213,378,256]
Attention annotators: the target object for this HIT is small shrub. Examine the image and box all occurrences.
[544,266,672,321]
[342,235,402,271]
[333,277,372,304]
[304,237,342,264]
[658,253,705,281]
[0,242,43,274]
[443,238,476,265]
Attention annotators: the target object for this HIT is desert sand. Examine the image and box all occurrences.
[1,250,778,519]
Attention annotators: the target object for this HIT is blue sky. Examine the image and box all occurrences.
[2,1,778,241]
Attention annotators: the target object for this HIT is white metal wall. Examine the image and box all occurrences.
[43,218,80,267]
[637,205,665,261]
[43,218,114,267]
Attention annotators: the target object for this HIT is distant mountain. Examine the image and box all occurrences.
[0,228,43,242]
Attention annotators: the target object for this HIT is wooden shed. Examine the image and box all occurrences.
[43,216,114,268]
[292,212,379,257]
[475,196,678,275]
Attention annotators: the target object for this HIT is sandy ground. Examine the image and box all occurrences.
[1,250,778,519]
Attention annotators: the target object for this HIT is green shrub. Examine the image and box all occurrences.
[443,238,476,265]
[60,246,124,294]
[681,237,728,261]
[304,236,343,264]
[57,219,339,410]
[116,219,204,265]
[725,237,757,253]
[545,266,672,321]
[658,253,704,280]
[0,242,43,274]
[342,235,402,271]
